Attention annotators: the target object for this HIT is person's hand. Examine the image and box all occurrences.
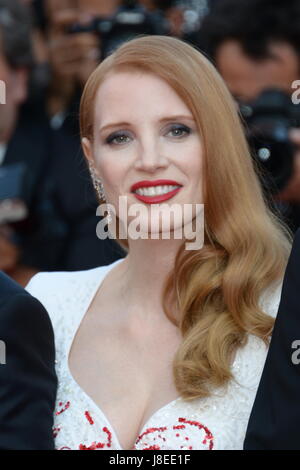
[0,226,19,271]
[276,128,300,203]
[48,8,101,87]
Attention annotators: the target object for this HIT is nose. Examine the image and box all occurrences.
[133,136,169,173]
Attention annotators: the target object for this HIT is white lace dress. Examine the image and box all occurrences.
[25,257,282,450]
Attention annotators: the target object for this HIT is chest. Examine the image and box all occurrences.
[68,310,182,449]
[53,321,266,450]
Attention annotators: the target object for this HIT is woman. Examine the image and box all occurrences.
[26,35,292,450]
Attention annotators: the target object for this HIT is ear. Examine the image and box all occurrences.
[81,137,93,164]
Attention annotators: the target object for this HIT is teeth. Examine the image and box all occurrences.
[134,185,181,196]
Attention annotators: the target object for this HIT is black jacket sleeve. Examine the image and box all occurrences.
[0,292,57,450]
[244,228,300,449]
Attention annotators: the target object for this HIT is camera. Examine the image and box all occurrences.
[239,88,300,194]
[67,0,172,60]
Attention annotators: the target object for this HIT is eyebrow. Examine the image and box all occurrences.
[99,115,196,133]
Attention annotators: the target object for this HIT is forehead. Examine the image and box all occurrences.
[216,41,261,91]
[215,39,300,101]
[94,71,192,124]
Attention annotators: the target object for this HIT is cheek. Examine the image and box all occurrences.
[99,166,120,197]
[94,153,126,198]
[192,149,203,177]
[179,142,203,185]
[184,151,204,203]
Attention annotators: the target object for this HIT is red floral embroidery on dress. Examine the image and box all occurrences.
[85,411,94,425]
[79,441,106,450]
[132,417,214,450]
[179,417,214,449]
[138,426,168,439]
[53,426,61,438]
[55,401,70,415]
[78,426,113,450]
[55,413,214,450]
[142,445,161,450]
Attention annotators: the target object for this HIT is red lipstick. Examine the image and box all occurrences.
[130,179,182,204]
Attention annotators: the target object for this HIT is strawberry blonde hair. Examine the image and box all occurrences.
[80,35,292,400]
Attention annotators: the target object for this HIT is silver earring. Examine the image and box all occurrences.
[89,163,112,224]
[89,163,105,200]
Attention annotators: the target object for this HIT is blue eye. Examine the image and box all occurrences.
[105,133,131,145]
[105,124,191,146]
[168,124,191,138]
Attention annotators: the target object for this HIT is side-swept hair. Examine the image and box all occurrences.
[80,35,292,400]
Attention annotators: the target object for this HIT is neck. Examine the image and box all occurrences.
[118,237,184,322]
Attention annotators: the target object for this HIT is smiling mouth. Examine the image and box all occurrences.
[131,185,182,204]
[133,185,181,196]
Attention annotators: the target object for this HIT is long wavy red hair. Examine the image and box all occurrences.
[80,35,292,400]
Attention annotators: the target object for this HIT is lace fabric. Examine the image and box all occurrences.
[25,258,282,450]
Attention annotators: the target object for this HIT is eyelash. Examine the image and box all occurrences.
[105,124,191,145]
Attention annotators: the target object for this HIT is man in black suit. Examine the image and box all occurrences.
[0,271,57,449]
[0,0,124,286]
[244,228,300,450]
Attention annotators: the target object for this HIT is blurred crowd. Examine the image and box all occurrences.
[1,0,300,286]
